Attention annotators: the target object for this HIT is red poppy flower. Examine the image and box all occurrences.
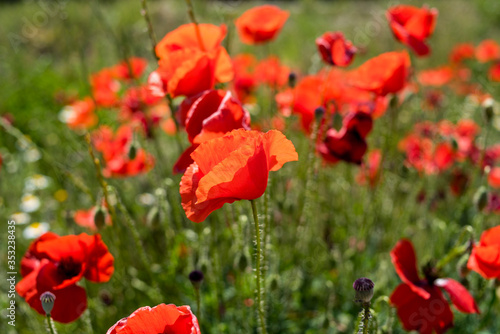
[356,149,382,187]
[91,69,120,107]
[16,232,114,323]
[112,57,148,81]
[467,225,500,279]
[255,56,290,88]
[417,67,454,87]
[232,54,258,103]
[475,40,500,63]
[449,43,475,64]
[316,31,357,67]
[489,62,500,82]
[106,304,200,334]
[390,239,479,334]
[488,167,500,188]
[92,125,155,178]
[62,97,97,130]
[180,129,298,222]
[235,5,289,45]
[150,23,233,98]
[173,90,251,174]
[449,169,469,196]
[386,5,438,57]
[348,51,411,96]
[317,111,373,165]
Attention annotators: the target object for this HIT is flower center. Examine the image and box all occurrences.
[57,257,82,280]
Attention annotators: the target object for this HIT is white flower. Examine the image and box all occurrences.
[10,212,31,225]
[23,222,49,239]
[20,194,41,213]
[24,174,50,192]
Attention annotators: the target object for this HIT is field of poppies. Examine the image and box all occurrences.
[1,0,500,333]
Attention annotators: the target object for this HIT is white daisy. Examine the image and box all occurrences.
[23,222,50,239]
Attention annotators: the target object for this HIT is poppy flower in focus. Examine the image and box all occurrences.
[467,225,500,279]
[106,304,200,334]
[150,23,233,98]
[235,5,289,45]
[417,67,453,87]
[16,232,114,323]
[390,239,479,334]
[317,111,373,165]
[180,128,298,222]
[475,40,500,63]
[92,125,155,178]
[349,51,411,96]
[386,5,438,57]
[173,90,251,174]
[316,31,357,67]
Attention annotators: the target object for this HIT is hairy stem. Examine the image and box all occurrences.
[250,199,267,334]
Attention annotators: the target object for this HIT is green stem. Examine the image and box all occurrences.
[139,0,159,60]
[45,314,58,334]
[250,199,267,334]
[194,287,201,320]
[363,303,370,334]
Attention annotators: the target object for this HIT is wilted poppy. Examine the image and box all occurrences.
[349,51,411,96]
[180,128,298,222]
[107,304,200,334]
[235,5,289,45]
[150,23,233,98]
[386,5,438,56]
[390,239,479,334]
[16,232,114,323]
[317,111,373,165]
[316,31,357,67]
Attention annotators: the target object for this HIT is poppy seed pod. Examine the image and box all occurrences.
[353,277,374,303]
[314,106,325,122]
[40,291,56,315]
[473,186,489,212]
[189,270,204,289]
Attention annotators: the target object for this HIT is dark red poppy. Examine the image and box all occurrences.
[92,125,155,178]
[106,304,200,334]
[386,5,438,57]
[390,239,479,334]
[173,90,251,174]
[235,5,289,45]
[467,225,500,279]
[180,129,298,222]
[317,111,373,165]
[16,232,114,323]
[316,31,357,67]
[349,51,411,96]
[150,23,233,98]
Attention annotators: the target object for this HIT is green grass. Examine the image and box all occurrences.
[1,0,500,333]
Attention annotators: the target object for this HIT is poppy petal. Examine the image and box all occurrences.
[435,278,480,314]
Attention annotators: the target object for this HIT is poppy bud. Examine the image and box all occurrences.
[451,138,459,151]
[315,106,325,122]
[235,252,249,271]
[128,141,138,160]
[389,95,399,110]
[147,206,160,227]
[40,291,56,315]
[482,98,494,124]
[473,186,489,212]
[353,277,374,304]
[288,72,297,88]
[268,274,279,291]
[189,270,204,289]
[94,206,106,230]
